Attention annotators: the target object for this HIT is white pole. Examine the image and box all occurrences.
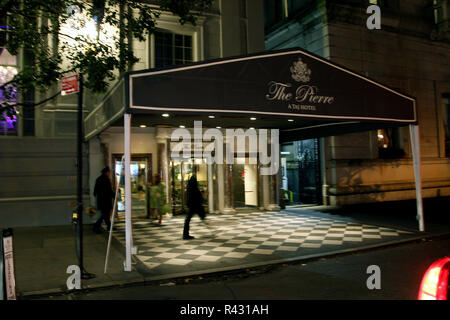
[409,124,425,232]
[104,156,124,273]
[124,113,133,271]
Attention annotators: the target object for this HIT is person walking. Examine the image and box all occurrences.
[183,174,207,240]
[93,166,115,233]
[149,174,166,225]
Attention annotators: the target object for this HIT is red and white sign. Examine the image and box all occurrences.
[61,75,79,96]
[3,234,16,300]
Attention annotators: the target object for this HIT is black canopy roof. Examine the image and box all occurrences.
[126,48,416,141]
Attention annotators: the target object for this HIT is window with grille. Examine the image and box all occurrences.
[154,31,193,68]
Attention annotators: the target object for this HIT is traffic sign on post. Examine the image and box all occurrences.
[2,229,16,300]
[61,75,80,96]
[0,230,4,300]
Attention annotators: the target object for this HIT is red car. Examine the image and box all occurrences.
[418,257,450,300]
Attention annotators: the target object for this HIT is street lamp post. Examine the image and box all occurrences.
[76,73,83,274]
[76,73,95,279]
[66,4,109,278]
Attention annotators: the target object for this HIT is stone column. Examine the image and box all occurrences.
[262,173,270,210]
[217,164,225,213]
[267,173,280,211]
[98,132,111,168]
[320,137,329,206]
[257,166,265,210]
[88,136,102,208]
[156,128,171,210]
[207,163,214,213]
[223,163,235,213]
[266,129,280,211]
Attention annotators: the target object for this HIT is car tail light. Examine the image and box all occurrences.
[418,257,450,300]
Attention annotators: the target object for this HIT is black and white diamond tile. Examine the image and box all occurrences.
[112,211,413,272]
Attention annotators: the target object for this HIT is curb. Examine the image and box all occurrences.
[19,231,450,299]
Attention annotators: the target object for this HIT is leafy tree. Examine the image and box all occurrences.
[0,0,213,120]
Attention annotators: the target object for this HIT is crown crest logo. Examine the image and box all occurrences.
[290,58,311,83]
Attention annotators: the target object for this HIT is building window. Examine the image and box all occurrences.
[264,0,287,31]
[264,0,315,31]
[377,128,405,158]
[443,94,450,157]
[0,14,18,136]
[154,31,193,68]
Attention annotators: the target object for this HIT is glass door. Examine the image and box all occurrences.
[113,155,152,219]
[170,158,209,214]
[170,159,184,214]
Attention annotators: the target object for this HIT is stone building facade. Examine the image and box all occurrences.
[265,0,450,205]
[0,0,265,227]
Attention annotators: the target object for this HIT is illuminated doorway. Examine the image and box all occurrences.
[170,158,209,215]
[113,154,152,219]
[232,158,258,209]
[281,139,321,205]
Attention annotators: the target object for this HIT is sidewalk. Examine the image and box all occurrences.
[12,198,450,298]
[113,210,420,278]
[14,225,145,296]
[294,196,450,234]
[44,237,450,300]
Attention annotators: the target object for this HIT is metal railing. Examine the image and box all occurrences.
[84,78,126,140]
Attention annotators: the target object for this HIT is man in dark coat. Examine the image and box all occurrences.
[93,166,115,233]
[183,174,207,240]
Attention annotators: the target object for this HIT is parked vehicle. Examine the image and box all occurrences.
[418,257,450,300]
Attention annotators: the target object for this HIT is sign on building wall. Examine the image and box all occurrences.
[61,75,80,96]
[2,229,16,300]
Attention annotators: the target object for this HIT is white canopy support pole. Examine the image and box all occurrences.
[409,124,425,232]
[124,113,133,271]
[104,155,124,273]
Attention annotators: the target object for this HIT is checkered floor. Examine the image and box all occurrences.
[112,210,414,274]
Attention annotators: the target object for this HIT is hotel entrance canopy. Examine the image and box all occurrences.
[85,48,417,141]
[90,48,424,272]
[125,48,417,141]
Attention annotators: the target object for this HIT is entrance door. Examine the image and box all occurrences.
[281,140,321,205]
[170,158,208,214]
[281,144,300,204]
[232,158,258,209]
[297,139,321,204]
[113,154,152,219]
